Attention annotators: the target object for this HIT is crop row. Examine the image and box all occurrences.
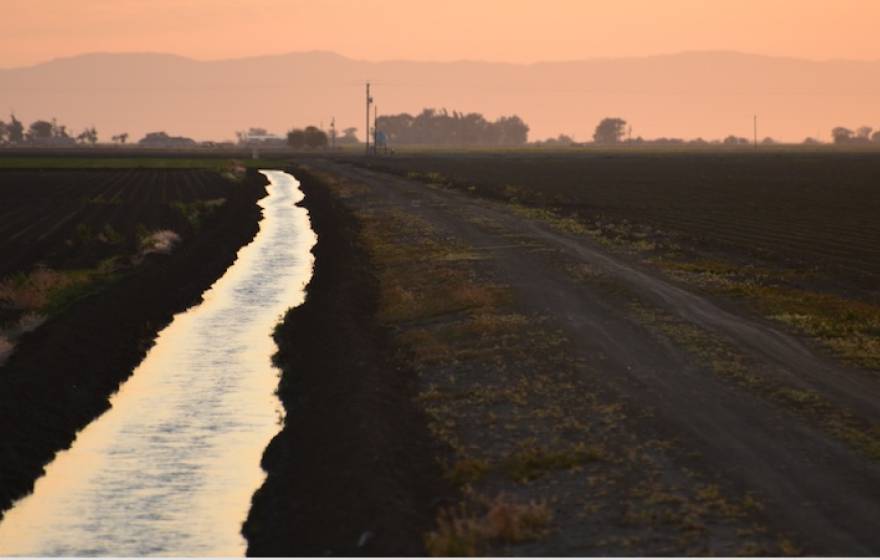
[362,153,880,283]
[0,169,236,277]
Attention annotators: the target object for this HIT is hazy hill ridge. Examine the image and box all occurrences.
[2,50,878,141]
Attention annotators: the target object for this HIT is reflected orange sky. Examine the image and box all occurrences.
[3,0,880,68]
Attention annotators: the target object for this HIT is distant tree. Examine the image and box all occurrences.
[856,126,873,141]
[378,114,415,143]
[803,137,821,145]
[592,118,627,144]
[339,127,359,144]
[303,126,328,149]
[76,127,98,145]
[536,133,576,147]
[138,131,196,147]
[832,127,853,144]
[287,128,305,149]
[49,118,69,139]
[111,133,129,144]
[27,120,54,141]
[0,120,6,143]
[376,109,529,146]
[657,137,685,145]
[761,137,776,145]
[723,135,749,145]
[6,114,24,143]
[872,130,880,144]
[494,115,529,145]
[248,127,269,137]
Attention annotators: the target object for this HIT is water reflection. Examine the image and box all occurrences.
[0,170,315,556]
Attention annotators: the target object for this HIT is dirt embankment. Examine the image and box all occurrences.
[0,169,268,518]
[243,168,449,556]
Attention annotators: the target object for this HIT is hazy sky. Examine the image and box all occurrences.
[3,0,880,68]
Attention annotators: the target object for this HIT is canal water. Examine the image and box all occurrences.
[0,170,315,556]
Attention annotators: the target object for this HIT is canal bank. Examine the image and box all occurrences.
[243,165,449,556]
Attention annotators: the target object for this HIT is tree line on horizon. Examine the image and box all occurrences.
[377,109,529,146]
[539,118,880,147]
[0,114,204,147]
[831,126,880,145]
[5,113,880,149]
[0,114,99,146]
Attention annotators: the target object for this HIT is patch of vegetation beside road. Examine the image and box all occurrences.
[655,259,880,370]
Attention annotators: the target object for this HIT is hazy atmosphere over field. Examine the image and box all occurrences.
[2,0,880,142]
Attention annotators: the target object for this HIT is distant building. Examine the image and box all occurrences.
[238,130,286,146]
[243,134,283,143]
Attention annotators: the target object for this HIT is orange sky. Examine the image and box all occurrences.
[3,0,880,68]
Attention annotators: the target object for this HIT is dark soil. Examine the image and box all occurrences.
[0,169,268,518]
[243,168,450,556]
[354,152,880,289]
[0,168,233,277]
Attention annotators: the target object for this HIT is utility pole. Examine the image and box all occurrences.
[365,82,372,156]
[374,104,378,153]
[753,114,758,149]
[330,116,336,150]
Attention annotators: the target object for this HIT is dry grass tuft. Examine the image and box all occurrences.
[425,494,552,556]
[778,537,802,556]
[377,259,506,323]
[0,268,84,310]
[221,160,247,182]
[446,457,491,486]
[140,229,182,255]
[502,440,608,482]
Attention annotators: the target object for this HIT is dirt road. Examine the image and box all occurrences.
[309,159,880,555]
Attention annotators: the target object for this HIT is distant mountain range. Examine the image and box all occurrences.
[1,51,879,142]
